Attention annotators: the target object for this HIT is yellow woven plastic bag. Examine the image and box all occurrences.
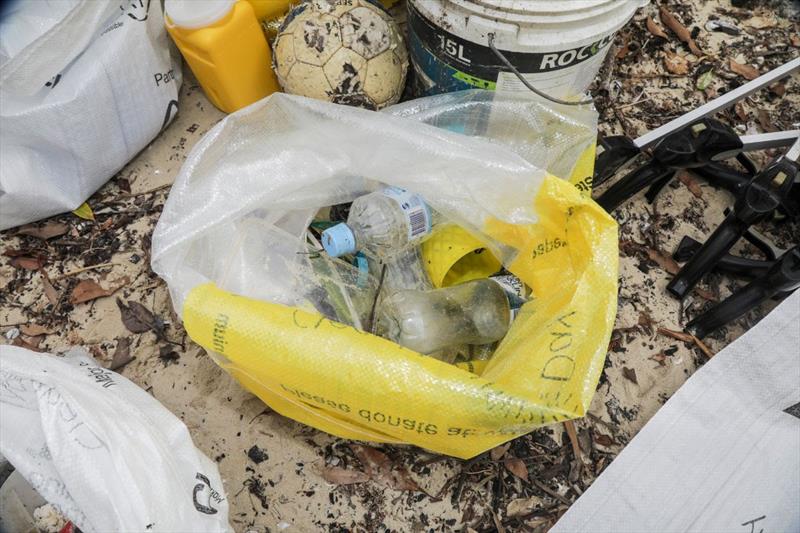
[153,91,617,458]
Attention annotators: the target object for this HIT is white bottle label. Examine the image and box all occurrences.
[490,275,528,323]
[381,186,433,240]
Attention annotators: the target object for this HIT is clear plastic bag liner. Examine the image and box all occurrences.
[152,91,617,458]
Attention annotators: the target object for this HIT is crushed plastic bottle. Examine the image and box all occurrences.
[377,278,514,355]
[379,246,434,294]
[322,187,441,258]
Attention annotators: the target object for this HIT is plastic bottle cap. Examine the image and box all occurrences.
[165,0,235,29]
[322,223,357,257]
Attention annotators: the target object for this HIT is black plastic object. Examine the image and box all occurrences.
[673,236,774,278]
[692,162,751,194]
[692,164,799,219]
[686,246,800,338]
[667,156,799,298]
[593,136,641,187]
[596,118,743,212]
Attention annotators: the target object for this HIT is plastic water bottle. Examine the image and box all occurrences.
[322,187,440,258]
[382,247,434,294]
[376,278,514,355]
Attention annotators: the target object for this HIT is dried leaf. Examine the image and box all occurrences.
[41,274,60,306]
[350,444,421,492]
[109,337,134,371]
[791,34,800,47]
[20,324,54,336]
[70,279,117,304]
[664,51,690,75]
[622,366,639,385]
[593,432,615,447]
[734,101,749,122]
[116,298,156,334]
[320,466,369,485]
[649,351,668,366]
[646,16,669,39]
[10,256,44,270]
[638,312,654,329]
[646,248,680,275]
[506,496,543,518]
[729,59,760,80]
[677,171,704,198]
[768,82,786,97]
[660,6,703,56]
[696,68,714,90]
[616,33,630,59]
[11,336,44,352]
[758,109,778,133]
[503,456,529,481]
[18,222,69,240]
[490,442,511,461]
[72,202,95,221]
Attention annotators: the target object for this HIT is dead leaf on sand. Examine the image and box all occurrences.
[729,59,760,80]
[647,248,681,275]
[70,278,126,305]
[664,51,690,75]
[593,432,615,447]
[503,456,529,481]
[646,16,669,39]
[41,273,60,306]
[768,83,786,97]
[660,7,703,56]
[677,171,704,198]
[20,324,55,337]
[10,256,45,270]
[109,337,134,371]
[490,442,512,461]
[622,367,639,385]
[320,466,370,485]
[11,336,44,352]
[116,298,158,334]
[350,444,422,492]
[506,496,543,518]
[758,109,778,133]
[17,222,69,240]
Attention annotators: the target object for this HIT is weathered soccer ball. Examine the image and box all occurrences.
[272,0,408,110]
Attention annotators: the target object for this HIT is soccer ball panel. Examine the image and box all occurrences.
[340,6,392,60]
[283,62,334,100]
[274,33,296,81]
[364,49,404,107]
[292,13,343,66]
[323,48,368,95]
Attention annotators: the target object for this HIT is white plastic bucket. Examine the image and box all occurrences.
[408,0,648,98]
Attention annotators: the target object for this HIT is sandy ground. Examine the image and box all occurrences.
[1,0,799,531]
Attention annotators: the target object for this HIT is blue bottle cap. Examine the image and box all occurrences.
[322,223,357,257]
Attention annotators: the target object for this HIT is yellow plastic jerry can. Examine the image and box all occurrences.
[165,0,280,113]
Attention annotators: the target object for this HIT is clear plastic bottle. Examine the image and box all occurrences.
[322,187,441,258]
[377,279,512,355]
[382,246,434,294]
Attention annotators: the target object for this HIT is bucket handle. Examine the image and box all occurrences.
[487,34,595,107]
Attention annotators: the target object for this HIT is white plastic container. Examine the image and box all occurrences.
[407,0,647,98]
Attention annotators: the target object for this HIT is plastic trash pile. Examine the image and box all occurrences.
[310,185,530,364]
